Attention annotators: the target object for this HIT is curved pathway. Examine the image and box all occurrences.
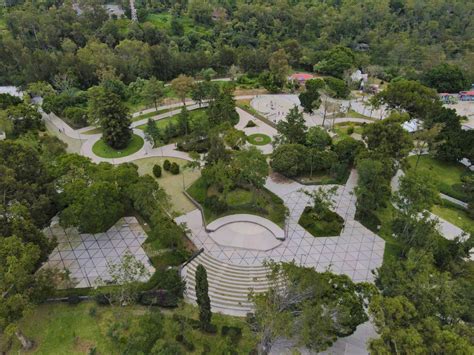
[43,94,273,163]
[176,170,385,283]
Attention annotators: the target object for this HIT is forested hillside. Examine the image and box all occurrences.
[0,0,473,87]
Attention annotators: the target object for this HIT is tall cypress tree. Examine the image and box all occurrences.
[195,264,211,330]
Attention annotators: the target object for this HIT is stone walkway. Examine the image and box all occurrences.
[176,170,385,282]
[42,217,154,288]
[250,94,381,129]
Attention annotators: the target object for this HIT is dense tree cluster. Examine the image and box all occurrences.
[271,108,363,182]
[251,262,370,353]
[0,1,472,89]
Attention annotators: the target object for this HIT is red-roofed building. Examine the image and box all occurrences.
[459,90,474,101]
[289,73,314,84]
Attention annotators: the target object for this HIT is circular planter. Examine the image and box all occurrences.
[247,133,271,146]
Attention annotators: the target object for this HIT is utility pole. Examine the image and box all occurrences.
[130,0,138,22]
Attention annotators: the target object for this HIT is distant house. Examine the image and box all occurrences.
[459,90,474,102]
[289,73,314,85]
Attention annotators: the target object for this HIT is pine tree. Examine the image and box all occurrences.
[195,264,212,331]
[177,106,190,136]
[89,87,131,149]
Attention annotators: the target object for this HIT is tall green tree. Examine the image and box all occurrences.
[195,264,212,331]
[142,76,164,110]
[88,87,131,149]
[170,75,195,105]
[276,106,307,145]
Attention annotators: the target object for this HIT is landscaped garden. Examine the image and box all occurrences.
[187,176,287,227]
[92,134,144,158]
[247,133,271,146]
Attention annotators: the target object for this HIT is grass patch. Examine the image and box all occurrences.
[132,106,181,122]
[407,155,470,202]
[7,302,257,354]
[432,202,473,234]
[81,127,102,135]
[298,206,344,237]
[247,133,271,146]
[92,134,144,158]
[136,108,207,132]
[345,108,374,120]
[133,157,201,214]
[187,177,287,227]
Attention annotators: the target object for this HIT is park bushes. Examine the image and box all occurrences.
[170,162,180,175]
[42,90,89,128]
[152,164,162,177]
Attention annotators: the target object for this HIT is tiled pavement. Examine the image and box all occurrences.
[176,170,385,282]
[42,217,154,288]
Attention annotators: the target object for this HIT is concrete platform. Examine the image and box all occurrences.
[207,214,284,251]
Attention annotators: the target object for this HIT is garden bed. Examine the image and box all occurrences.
[298,206,344,237]
[186,177,287,227]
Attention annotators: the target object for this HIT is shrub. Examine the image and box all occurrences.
[139,290,178,307]
[94,293,111,306]
[67,295,81,305]
[170,162,180,175]
[347,126,355,135]
[245,120,257,128]
[204,195,228,213]
[88,306,97,317]
[152,164,162,178]
[175,334,195,351]
[221,326,242,345]
[163,159,171,171]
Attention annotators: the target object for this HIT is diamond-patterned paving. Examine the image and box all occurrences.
[42,217,154,288]
[176,170,385,282]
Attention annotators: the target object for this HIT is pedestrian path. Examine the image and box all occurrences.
[176,170,385,283]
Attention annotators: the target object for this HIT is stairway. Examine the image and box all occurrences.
[181,252,272,317]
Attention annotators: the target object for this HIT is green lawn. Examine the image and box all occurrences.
[136,108,208,134]
[345,108,374,120]
[332,123,364,141]
[133,157,201,214]
[187,177,287,227]
[132,106,181,122]
[407,155,470,202]
[247,133,271,146]
[6,302,257,354]
[92,134,144,158]
[432,202,473,234]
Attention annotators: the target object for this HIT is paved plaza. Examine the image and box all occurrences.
[177,170,385,282]
[42,217,154,288]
